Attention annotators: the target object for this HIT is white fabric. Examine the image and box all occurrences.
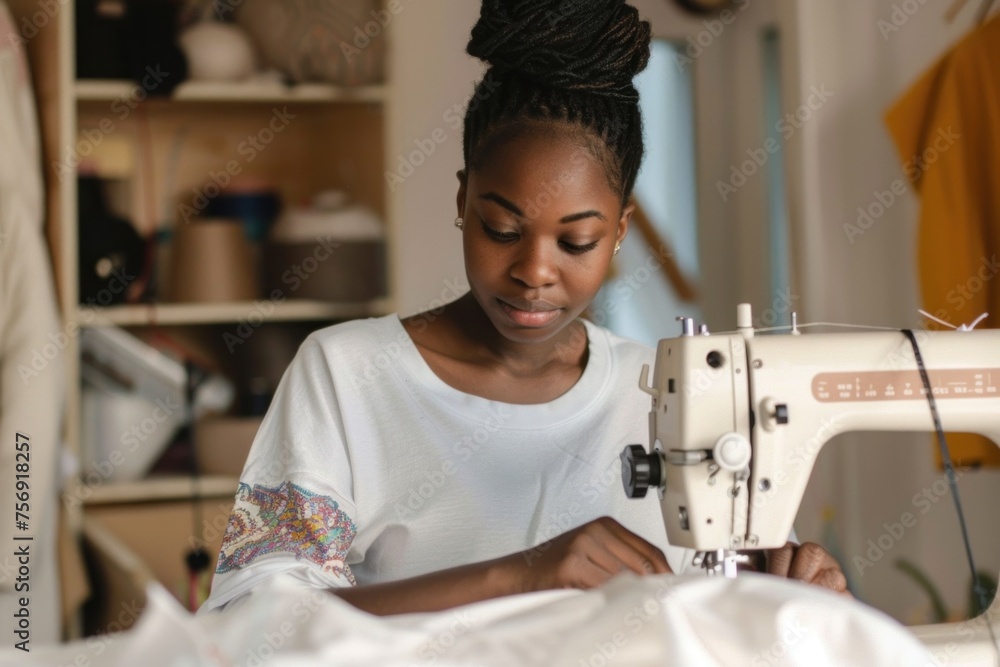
[10,573,938,666]
[0,0,64,644]
[204,314,696,613]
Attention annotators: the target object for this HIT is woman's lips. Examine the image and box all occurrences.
[497,298,561,328]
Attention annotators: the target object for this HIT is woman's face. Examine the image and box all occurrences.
[457,128,631,344]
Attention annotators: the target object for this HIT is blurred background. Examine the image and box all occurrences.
[1,0,998,644]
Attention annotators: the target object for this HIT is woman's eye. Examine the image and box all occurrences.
[561,240,599,255]
[481,222,518,242]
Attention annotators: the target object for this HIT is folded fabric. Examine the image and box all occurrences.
[11,572,936,666]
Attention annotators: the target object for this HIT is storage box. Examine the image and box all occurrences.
[263,240,386,302]
[194,415,263,476]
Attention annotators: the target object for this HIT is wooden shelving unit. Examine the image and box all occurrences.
[7,0,394,624]
[75,79,386,104]
[79,476,241,506]
[79,298,391,327]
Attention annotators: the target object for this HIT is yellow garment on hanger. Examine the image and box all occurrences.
[885,15,1000,468]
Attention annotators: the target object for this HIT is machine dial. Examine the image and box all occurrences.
[712,433,751,472]
[620,444,663,498]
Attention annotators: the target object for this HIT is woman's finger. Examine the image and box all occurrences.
[578,520,661,578]
[598,518,672,574]
[812,567,848,593]
[766,542,796,578]
[788,542,828,582]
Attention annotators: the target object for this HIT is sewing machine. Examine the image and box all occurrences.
[620,303,1000,662]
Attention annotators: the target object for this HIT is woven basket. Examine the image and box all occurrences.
[236,0,386,85]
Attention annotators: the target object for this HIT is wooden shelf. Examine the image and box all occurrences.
[77,298,392,327]
[80,475,240,506]
[75,79,385,104]
[7,0,394,632]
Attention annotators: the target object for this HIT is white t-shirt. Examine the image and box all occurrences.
[203,315,695,612]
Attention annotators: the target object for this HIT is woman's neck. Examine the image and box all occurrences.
[412,293,588,378]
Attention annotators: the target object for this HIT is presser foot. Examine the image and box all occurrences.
[692,549,752,578]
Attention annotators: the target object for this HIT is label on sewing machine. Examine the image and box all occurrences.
[812,370,999,402]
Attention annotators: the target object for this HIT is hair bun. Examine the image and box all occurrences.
[467,0,651,99]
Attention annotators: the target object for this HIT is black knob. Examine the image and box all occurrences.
[621,444,662,498]
[775,404,789,424]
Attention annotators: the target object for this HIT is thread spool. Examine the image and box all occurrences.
[169,218,258,303]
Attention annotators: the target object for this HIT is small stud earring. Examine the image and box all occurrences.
[614,242,621,256]
[455,217,464,229]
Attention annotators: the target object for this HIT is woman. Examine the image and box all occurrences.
[203,0,847,616]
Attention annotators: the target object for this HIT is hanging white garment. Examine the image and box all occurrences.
[0,0,66,646]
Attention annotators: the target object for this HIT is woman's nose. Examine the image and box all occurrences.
[509,239,558,288]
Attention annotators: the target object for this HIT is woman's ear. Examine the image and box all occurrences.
[456,170,468,219]
[617,202,635,246]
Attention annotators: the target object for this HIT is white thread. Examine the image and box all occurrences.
[919,310,958,329]
[918,309,989,332]
[705,312,989,338]
[709,322,900,336]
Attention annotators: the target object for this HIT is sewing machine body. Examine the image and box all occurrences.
[639,323,1000,553]
[622,304,1000,662]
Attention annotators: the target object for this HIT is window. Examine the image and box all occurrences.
[596,40,700,346]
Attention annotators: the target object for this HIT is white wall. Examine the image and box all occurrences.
[385,2,482,317]
[778,0,1000,622]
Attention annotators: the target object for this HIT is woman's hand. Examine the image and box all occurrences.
[762,541,850,595]
[509,516,672,593]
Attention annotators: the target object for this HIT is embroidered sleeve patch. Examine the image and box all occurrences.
[216,481,357,583]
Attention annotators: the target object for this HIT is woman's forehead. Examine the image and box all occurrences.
[471,130,614,197]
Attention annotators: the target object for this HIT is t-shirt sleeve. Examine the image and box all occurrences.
[201,334,359,613]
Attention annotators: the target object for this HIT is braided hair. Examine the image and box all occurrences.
[463,0,652,207]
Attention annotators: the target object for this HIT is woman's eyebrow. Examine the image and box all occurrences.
[479,192,523,216]
[479,192,607,223]
[559,210,607,223]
